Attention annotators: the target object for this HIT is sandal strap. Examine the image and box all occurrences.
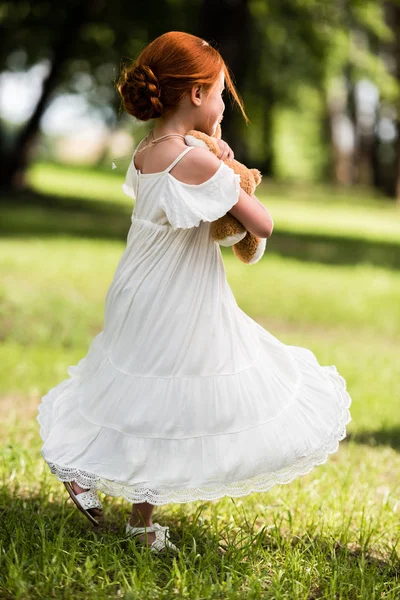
[126,521,179,553]
[151,523,173,552]
[126,522,169,535]
[126,523,157,535]
[75,489,103,511]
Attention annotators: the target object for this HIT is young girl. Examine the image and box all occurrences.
[37,31,352,554]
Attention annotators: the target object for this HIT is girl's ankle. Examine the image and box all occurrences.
[71,481,87,495]
[129,516,152,528]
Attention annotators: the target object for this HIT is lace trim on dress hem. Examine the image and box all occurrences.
[41,365,352,506]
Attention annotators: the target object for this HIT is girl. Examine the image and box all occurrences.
[37,31,352,555]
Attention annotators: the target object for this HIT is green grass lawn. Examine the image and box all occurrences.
[0,163,399,599]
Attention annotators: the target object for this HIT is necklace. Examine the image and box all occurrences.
[136,130,186,153]
[111,131,186,169]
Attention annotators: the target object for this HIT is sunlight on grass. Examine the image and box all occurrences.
[261,195,400,243]
[28,162,130,207]
[27,162,400,245]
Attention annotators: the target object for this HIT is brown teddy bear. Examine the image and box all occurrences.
[184,124,267,264]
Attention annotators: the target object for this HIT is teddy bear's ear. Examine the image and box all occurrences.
[185,130,221,156]
[184,133,208,149]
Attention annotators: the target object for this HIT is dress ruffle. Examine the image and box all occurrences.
[122,158,241,231]
[161,163,241,230]
[37,336,352,505]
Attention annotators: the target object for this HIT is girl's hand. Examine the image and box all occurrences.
[216,139,235,161]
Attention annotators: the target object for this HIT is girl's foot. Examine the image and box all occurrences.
[64,481,103,525]
[128,516,157,549]
[126,518,180,553]
[70,481,103,518]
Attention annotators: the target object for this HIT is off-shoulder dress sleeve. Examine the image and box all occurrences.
[161,162,241,230]
[121,160,138,200]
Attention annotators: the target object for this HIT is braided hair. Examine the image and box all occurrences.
[117,64,163,121]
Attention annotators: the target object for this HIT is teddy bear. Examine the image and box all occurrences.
[184,124,267,264]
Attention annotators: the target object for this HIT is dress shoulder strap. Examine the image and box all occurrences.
[165,146,194,173]
[133,136,147,160]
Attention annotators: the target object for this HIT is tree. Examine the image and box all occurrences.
[0,0,185,192]
[385,0,400,200]
[1,0,101,190]
[1,0,399,197]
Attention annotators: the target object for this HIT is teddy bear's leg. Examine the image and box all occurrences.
[233,233,267,264]
[247,237,267,264]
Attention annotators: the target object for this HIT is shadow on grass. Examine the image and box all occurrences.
[345,426,400,451]
[254,231,400,269]
[1,190,131,242]
[0,483,208,554]
[1,485,398,597]
[2,190,400,269]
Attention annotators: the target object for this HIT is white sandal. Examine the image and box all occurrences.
[126,521,180,554]
[63,482,103,526]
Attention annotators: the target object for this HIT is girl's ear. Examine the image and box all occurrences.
[191,85,203,107]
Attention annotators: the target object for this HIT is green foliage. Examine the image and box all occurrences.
[2,0,399,182]
[240,0,400,170]
[273,85,327,181]
[350,1,393,40]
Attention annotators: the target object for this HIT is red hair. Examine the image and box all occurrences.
[116,31,248,123]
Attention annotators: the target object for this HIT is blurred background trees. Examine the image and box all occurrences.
[1,0,400,200]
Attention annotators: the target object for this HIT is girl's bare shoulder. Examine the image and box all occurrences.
[170,147,222,185]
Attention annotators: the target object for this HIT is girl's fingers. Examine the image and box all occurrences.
[217,139,234,161]
[216,140,226,159]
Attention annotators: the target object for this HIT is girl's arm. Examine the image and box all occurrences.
[229,188,273,239]
[216,140,273,239]
[170,147,273,239]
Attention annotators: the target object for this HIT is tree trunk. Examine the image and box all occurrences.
[0,0,100,193]
[322,81,353,185]
[377,0,400,200]
[197,0,252,163]
[392,2,400,201]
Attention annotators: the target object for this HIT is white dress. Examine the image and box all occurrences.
[37,142,352,505]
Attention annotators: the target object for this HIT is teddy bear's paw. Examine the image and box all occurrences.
[218,230,247,247]
[233,234,267,264]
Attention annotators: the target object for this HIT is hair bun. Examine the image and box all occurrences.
[117,63,164,121]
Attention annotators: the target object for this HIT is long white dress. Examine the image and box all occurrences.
[37,142,352,505]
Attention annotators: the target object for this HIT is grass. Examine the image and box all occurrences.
[3,163,400,270]
[0,162,399,599]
